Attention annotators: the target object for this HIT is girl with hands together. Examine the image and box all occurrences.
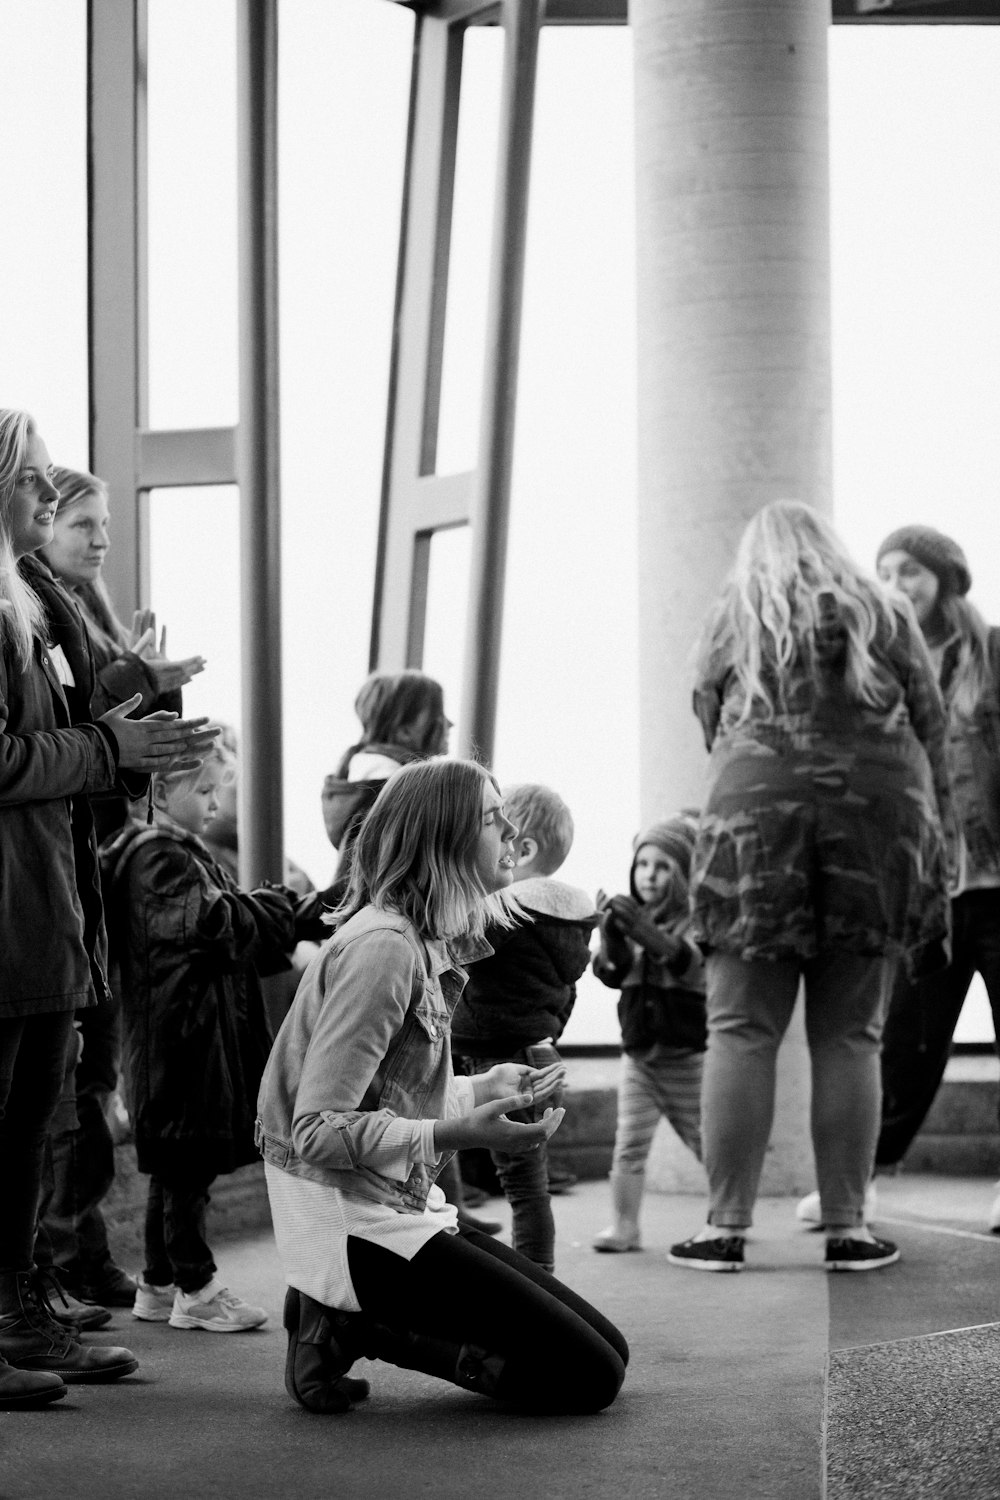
[257,759,626,1418]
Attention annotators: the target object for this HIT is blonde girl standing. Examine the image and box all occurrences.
[670,501,952,1274]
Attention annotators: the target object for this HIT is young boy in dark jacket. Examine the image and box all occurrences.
[101,746,330,1333]
[452,784,597,1270]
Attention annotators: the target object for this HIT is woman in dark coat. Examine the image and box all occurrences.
[0,408,215,1404]
[34,465,206,1310]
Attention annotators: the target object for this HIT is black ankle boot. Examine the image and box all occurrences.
[0,1270,138,1384]
[0,1350,66,1409]
[282,1288,370,1414]
[361,1321,507,1399]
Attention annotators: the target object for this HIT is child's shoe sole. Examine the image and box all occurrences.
[168,1311,267,1332]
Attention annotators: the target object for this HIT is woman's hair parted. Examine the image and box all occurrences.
[695,499,906,723]
[335,758,517,942]
[0,408,47,669]
[45,466,129,658]
[354,670,444,752]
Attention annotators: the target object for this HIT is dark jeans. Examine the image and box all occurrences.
[347,1225,627,1414]
[456,1051,555,1270]
[877,887,1000,1166]
[37,992,120,1285]
[143,1172,217,1294]
[0,1012,77,1272]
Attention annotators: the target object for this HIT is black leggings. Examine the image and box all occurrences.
[347,1225,628,1414]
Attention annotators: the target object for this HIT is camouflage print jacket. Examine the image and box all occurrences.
[689,604,953,977]
[939,625,1000,881]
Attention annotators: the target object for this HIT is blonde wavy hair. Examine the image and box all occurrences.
[336,758,518,942]
[0,408,48,670]
[696,500,904,723]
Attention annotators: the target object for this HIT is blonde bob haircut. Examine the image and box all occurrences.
[336,758,518,942]
[695,499,907,725]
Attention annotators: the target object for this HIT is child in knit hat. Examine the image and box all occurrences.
[592,813,706,1253]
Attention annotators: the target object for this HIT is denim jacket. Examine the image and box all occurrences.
[255,906,489,1214]
[941,626,1000,879]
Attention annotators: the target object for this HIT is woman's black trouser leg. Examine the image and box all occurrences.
[345,1225,628,1414]
[876,897,976,1167]
[0,1014,76,1274]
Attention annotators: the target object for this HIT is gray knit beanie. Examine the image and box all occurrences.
[632,814,698,881]
[876,525,971,599]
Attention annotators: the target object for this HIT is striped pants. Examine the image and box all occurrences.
[610,1045,704,1174]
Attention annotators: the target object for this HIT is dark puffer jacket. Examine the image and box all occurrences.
[101,817,332,1177]
[451,877,597,1056]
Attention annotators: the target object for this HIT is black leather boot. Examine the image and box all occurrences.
[351,1318,508,1400]
[282,1288,371,1414]
[0,1350,66,1409]
[0,1270,138,1384]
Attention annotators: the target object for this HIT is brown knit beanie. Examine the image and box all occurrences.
[876,526,971,599]
[632,814,698,881]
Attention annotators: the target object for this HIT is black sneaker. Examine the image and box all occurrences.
[667,1235,745,1272]
[825,1236,900,1272]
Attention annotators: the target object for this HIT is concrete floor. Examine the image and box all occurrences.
[1,1175,998,1500]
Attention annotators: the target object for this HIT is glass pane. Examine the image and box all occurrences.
[147,486,241,735]
[435,25,504,477]
[278,0,413,887]
[495,28,638,1045]
[422,524,471,750]
[0,0,88,460]
[147,0,239,429]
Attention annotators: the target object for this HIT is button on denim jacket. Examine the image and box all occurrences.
[255,906,489,1214]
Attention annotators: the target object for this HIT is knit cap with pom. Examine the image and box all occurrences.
[876,525,971,599]
[631,814,698,881]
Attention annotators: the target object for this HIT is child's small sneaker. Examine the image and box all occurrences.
[169,1280,268,1332]
[825,1235,900,1272]
[132,1279,177,1322]
[667,1235,745,1272]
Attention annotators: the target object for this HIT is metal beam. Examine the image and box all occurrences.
[236,0,283,886]
[371,8,466,668]
[136,427,238,488]
[88,0,148,615]
[458,0,541,763]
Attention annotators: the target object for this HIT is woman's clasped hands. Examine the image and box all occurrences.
[434,1060,567,1157]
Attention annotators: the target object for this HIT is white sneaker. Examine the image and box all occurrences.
[168,1280,268,1333]
[988,1183,1000,1234]
[132,1278,177,1322]
[796,1181,878,1228]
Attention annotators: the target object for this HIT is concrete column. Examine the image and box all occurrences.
[633,0,831,1195]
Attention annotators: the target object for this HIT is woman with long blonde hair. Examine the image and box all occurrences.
[258,757,627,1416]
[668,500,952,1275]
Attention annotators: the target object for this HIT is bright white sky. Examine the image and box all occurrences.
[2,1,997,1041]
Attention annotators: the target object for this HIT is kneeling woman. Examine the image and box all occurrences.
[257,759,627,1415]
